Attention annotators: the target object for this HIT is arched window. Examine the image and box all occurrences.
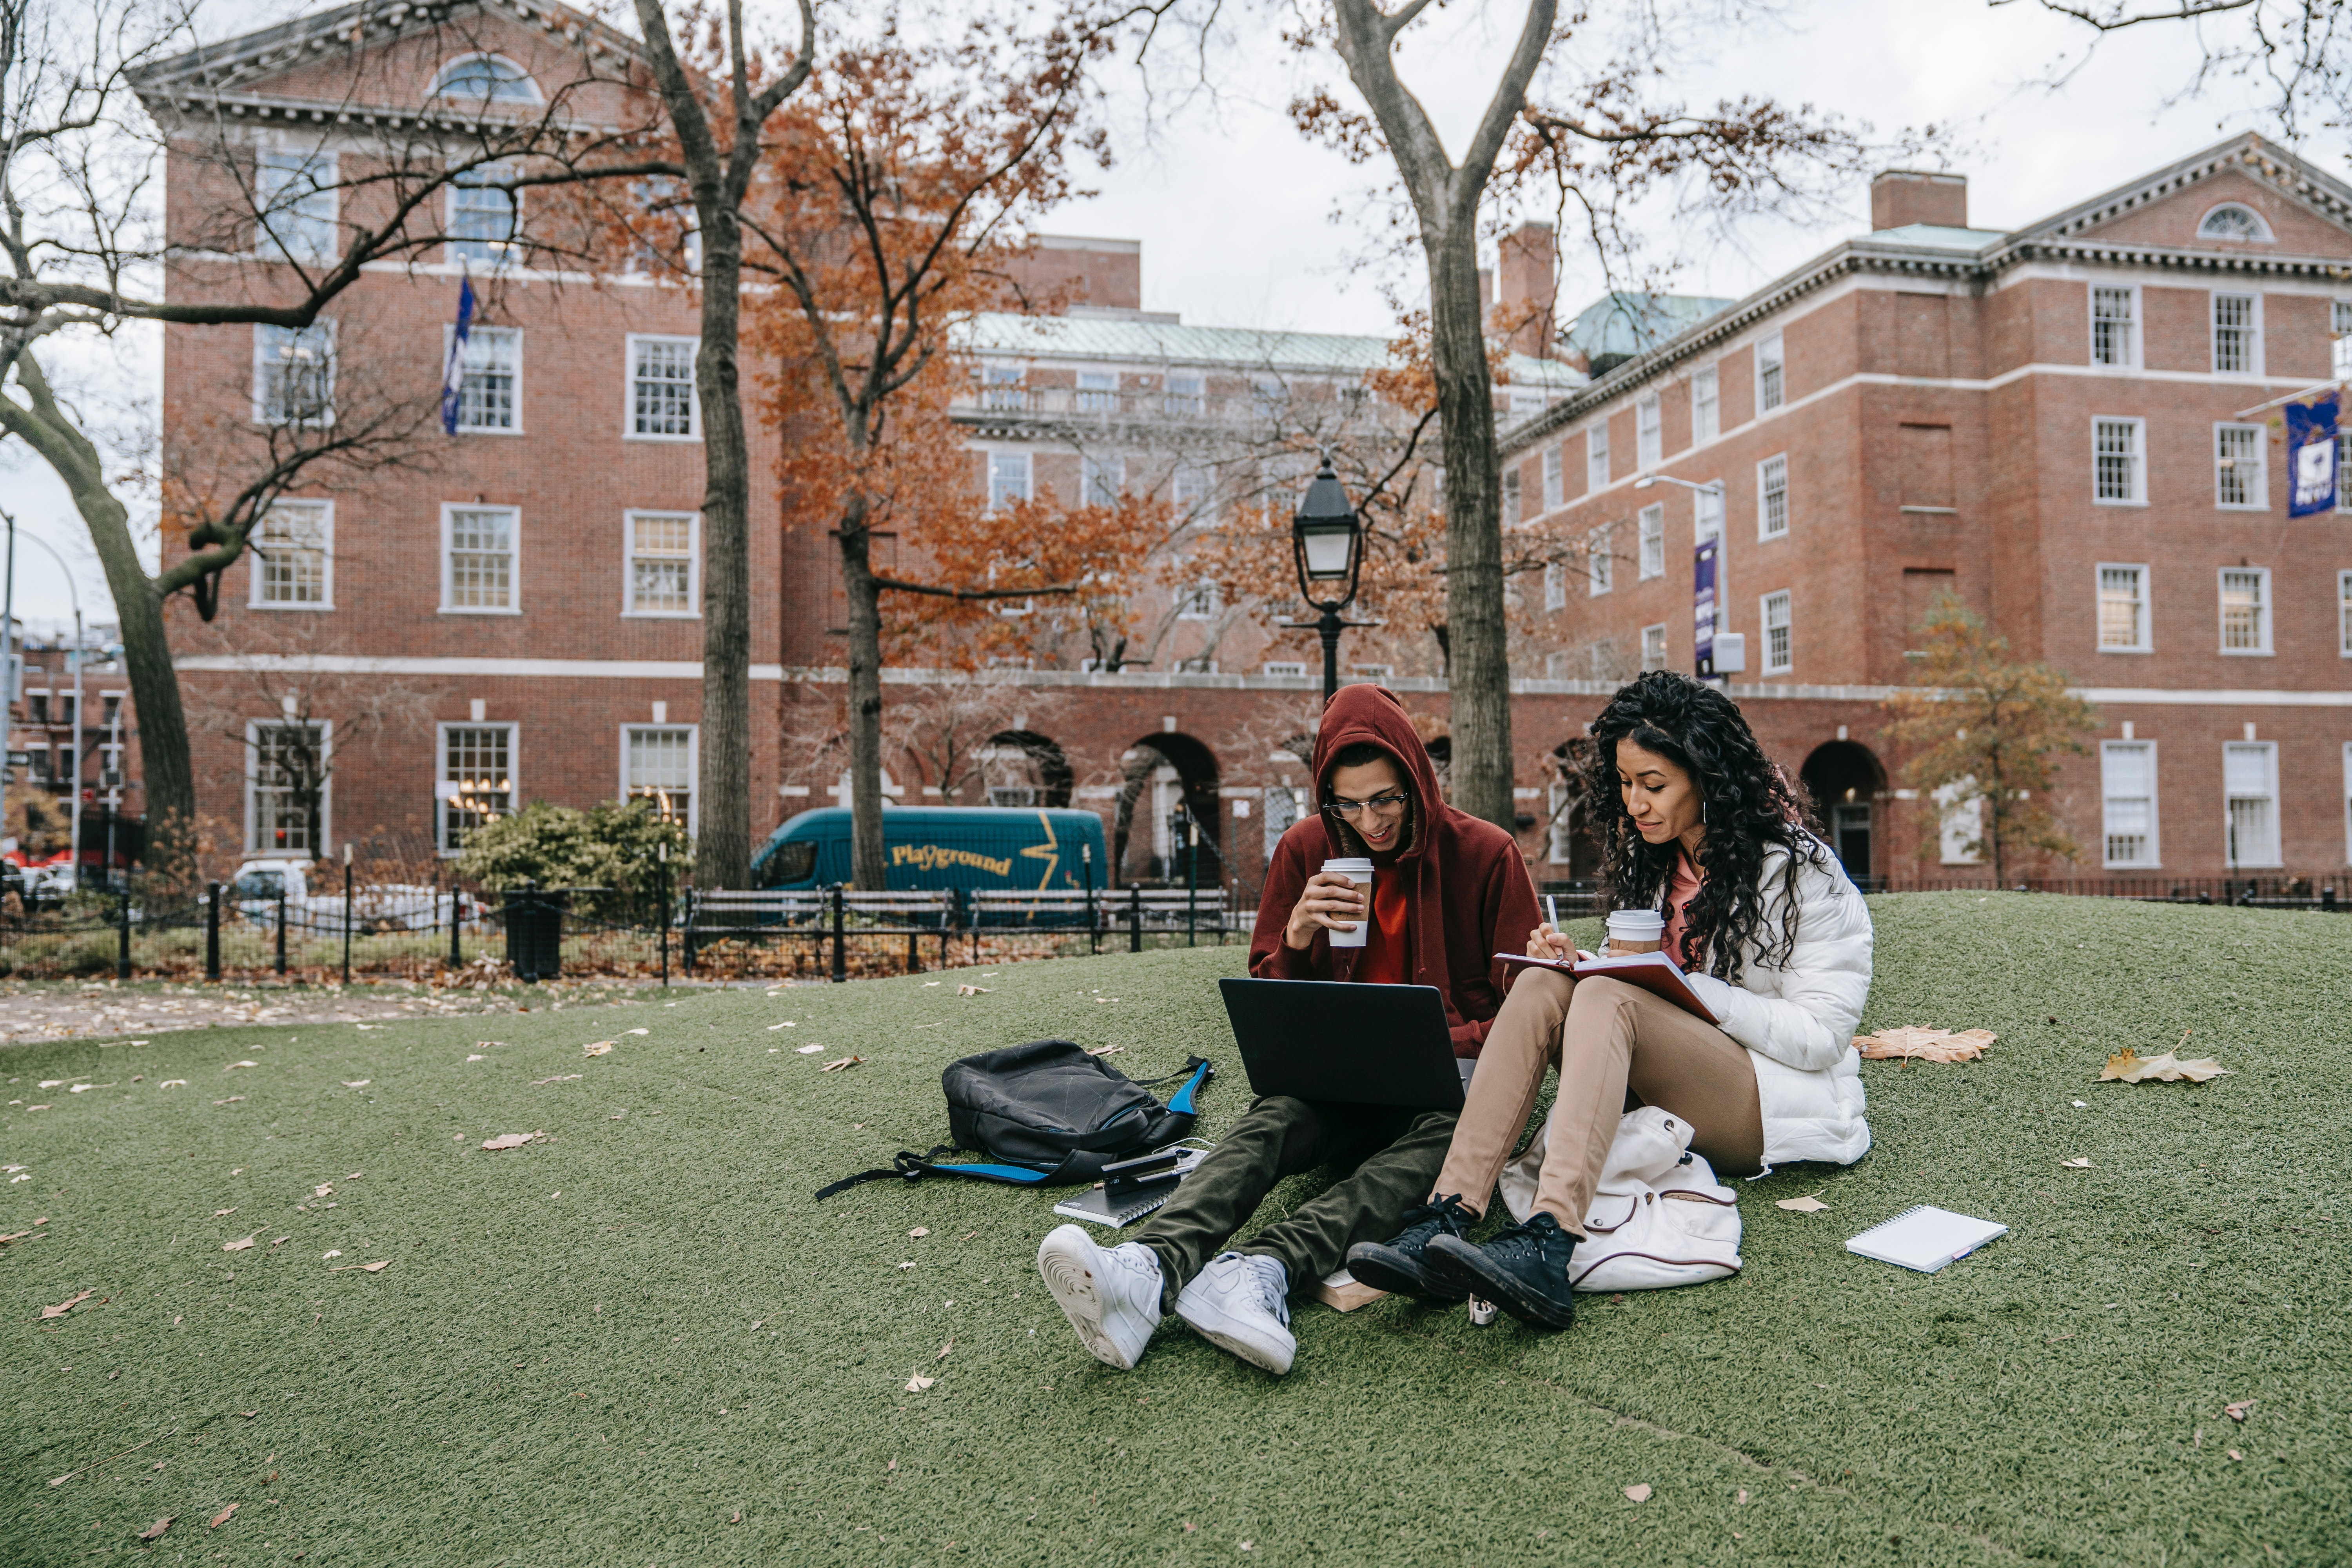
[432,54,541,103]
[2197,203,2273,243]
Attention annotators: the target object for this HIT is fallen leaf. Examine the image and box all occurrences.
[213,1208,236,1217]
[24,1105,51,1112]
[625,1028,650,1036]
[475,1041,504,1050]
[136,1516,174,1541]
[1085,1044,1124,1057]
[2060,1158,2093,1169]
[2228,1448,2243,1462]
[820,1056,864,1072]
[322,1250,341,1259]
[223,1237,257,1252]
[37,1080,65,1089]
[38,1289,95,1319]
[909,1227,930,1238]
[2226,1399,2256,1422]
[532,1074,583,1085]
[208,1503,238,1528]
[159,1080,187,1088]
[330,1261,391,1274]
[956,985,993,996]
[481,1132,541,1151]
[583,1042,615,1057]
[272,1237,290,1247]
[466,1054,486,1063]
[1775,1194,1831,1212]
[340,1080,370,1089]
[937,1337,954,1359]
[2100,1049,2232,1084]
[730,1509,742,1524]
[1854,1026,1996,1063]
[795,1044,823,1055]
[906,1374,935,1392]
[1624,1484,1652,1503]
[313,1184,334,1199]
[212,1097,245,1106]
[0,1230,43,1247]
[1735,1489,1749,1505]
[223,1061,259,1071]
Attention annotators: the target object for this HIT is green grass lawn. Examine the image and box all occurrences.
[3,892,2345,1566]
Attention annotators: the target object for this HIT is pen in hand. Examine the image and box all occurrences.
[1545,895,1559,929]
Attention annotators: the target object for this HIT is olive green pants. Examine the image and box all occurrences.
[1132,1094,1458,1312]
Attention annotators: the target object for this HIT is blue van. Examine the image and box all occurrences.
[750,806,1109,894]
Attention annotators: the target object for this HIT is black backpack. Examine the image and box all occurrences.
[813,1039,1212,1199]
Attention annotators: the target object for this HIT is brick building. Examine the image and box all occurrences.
[1501,140,2352,882]
[2,626,140,868]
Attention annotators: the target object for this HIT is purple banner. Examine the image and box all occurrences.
[1693,539,1719,677]
[2286,394,2338,518]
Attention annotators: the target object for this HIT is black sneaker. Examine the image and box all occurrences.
[1346,1194,1477,1303]
[1426,1212,1578,1329]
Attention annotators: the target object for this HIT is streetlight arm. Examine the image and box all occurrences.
[1634,475,1726,496]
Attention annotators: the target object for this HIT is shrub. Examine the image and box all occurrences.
[453,800,690,918]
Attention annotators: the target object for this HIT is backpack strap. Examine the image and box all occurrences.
[1134,1056,1214,1114]
[812,1144,1061,1201]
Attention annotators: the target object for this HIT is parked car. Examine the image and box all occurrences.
[229,859,483,931]
[750,807,1109,895]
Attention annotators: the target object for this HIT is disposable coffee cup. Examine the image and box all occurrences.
[1605,908,1666,956]
[1321,857,1374,947]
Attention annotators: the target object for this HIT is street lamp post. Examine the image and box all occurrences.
[1287,459,1369,702]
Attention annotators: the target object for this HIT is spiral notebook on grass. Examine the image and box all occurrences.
[1050,1145,1210,1228]
[1845,1205,2008,1274]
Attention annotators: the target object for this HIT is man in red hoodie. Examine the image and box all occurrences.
[1037,685,1541,1375]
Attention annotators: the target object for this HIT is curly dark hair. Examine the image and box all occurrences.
[1581,670,1828,982]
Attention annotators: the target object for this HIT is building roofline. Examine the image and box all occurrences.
[129,0,642,99]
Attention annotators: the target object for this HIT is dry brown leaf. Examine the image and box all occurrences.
[212,1096,245,1106]
[531,1074,583,1085]
[795,1044,824,1054]
[1775,1194,1830,1212]
[937,1337,954,1360]
[38,1289,94,1319]
[213,1208,236,1217]
[340,1080,370,1088]
[909,1227,930,1238]
[329,1261,390,1274]
[0,1230,43,1247]
[625,1028,650,1036]
[313,1183,334,1198]
[2228,1448,2243,1462]
[2100,1049,2232,1084]
[223,1061,259,1071]
[905,1374,935,1392]
[583,1042,615,1057]
[819,1056,864,1073]
[136,1516,174,1541]
[222,1237,256,1252]
[1085,1044,1124,1057]
[1854,1026,1997,1063]
[480,1132,541,1151]
[956,985,993,996]
[1735,1489,1749,1505]
[2060,1158,2093,1169]
[1623,1484,1653,1503]
[208,1503,238,1528]
[2226,1399,2256,1421]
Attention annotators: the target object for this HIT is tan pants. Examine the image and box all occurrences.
[1432,969,1765,1234]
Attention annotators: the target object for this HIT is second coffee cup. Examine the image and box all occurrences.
[1321,857,1375,947]
[1605,907,1666,955]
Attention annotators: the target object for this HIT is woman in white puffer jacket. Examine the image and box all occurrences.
[1346,671,1872,1329]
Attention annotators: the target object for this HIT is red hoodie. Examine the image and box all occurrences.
[1248,685,1543,1057]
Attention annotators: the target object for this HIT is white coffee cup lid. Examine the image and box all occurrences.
[1606,908,1666,935]
[1323,857,1374,873]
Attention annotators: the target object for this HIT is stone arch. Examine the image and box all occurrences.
[1112,731,1221,882]
[1800,739,1885,881]
[982,730,1073,808]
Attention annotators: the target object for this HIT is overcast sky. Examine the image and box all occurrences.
[0,0,2303,631]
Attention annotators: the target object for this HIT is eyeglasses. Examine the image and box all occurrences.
[1327,791,1409,817]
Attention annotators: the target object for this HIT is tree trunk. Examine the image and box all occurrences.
[1426,229,1513,828]
[691,209,754,889]
[0,354,198,869]
[836,491,889,890]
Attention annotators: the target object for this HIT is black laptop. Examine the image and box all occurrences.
[1216,978,1465,1111]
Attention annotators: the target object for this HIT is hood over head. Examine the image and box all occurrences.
[1310,684,1446,860]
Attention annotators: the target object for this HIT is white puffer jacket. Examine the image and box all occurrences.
[1693,840,1873,1166]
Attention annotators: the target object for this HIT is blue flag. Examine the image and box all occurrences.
[2286,393,2338,517]
[439,274,477,435]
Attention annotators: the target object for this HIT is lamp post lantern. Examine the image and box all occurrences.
[1289,458,1368,701]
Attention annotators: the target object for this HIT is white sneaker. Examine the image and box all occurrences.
[1174,1252,1296,1374]
[1037,1224,1162,1370]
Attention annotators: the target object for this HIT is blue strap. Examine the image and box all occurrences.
[1166,1058,1213,1116]
[923,1161,1051,1184]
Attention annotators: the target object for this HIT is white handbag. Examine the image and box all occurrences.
[1495,1104,1743,1292]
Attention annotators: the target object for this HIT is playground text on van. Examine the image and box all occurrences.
[890,843,1016,877]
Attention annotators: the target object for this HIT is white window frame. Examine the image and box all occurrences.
[1694,483,1724,544]
[2089,283,2140,370]
[1691,365,1719,445]
[2100,740,2160,869]
[1757,454,1789,540]
[1587,527,1612,596]
[447,163,519,267]
[621,724,699,835]
[2339,569,2352,657]
[2214,423,2268,510]
[249,499,335,611]
[1935,780,1983,866]
[1755,331,1785,413]
[1586,423,1610,493]
[1176,576,1221,621]
[1542,445,1564,510]
[2223,740,2281,869]
[2197,203,2274,243]
[1543,559,1566,611]
[2334,301,2352,381]
[1636,393,1662,470]
[445,324,522,434]
[624,334,700,441]
[622,510,701,618]
[251,321,336,427]
[2210,291,2263,377]
[2095,563,2150,654]
[2218,567,2272,655]
[2092,417,2146,506]
[1080,452,1122,507]
[432,52,543,102]
[1547,777,1574,864]
[1640,622,1668,670]
[1761,589,1792,674]
[245,718,330,858]
[255,147,338,262]
[1074,370,1119,413]
[1161,373,1204,416]
[1501,468,1522,527]
[1259,661,1307,679]
[1637,503,1665,579]
[439,503,521,615]
[436,721,517,856]
[987,450,1032,510]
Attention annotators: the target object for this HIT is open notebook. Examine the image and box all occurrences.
[1496,949,1716,1023]
[1845,1206,2008,1274]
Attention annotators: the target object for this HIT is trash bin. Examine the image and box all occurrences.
[502,885,565,982]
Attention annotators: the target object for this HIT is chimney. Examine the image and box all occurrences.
[1871,170,1967,232]
[1489,221,1558,358]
